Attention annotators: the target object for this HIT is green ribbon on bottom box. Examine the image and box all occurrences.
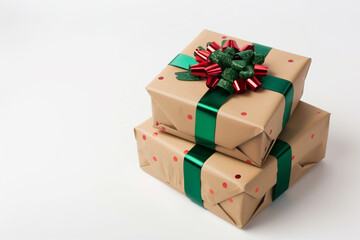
[184,139,292,207]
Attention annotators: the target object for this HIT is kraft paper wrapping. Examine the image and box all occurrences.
[134,102,330,228]
[147,29,312,167]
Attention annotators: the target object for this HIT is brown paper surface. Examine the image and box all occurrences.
[134,101,330,228]
[147,29,312,166]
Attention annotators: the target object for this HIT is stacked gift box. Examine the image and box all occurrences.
[134,30,330,228]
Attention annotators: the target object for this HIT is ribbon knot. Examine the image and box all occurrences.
[175,40,269,94]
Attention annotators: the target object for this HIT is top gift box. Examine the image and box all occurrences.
[147,30,311,167]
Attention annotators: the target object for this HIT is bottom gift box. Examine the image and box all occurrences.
[134,101,330,228]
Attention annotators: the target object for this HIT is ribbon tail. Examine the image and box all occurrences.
[169,54,198,70]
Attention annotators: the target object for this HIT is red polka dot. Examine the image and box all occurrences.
[173,156,178,162]
[264,146,267,151]
[209,189,214,194]
[222,36,227,39]
[222,182,227,188]
[158,76,164,80]
[288,59,294,63]
[292,155,295,160]
[153,156,157,161]
[161,127,166,131]
[156,121,159,126]
[179,181,181,185]
[142,135,146,140]
[317,111,321,114]
[311,133,315,139]
[246,160,252,164]
[153,132,158,137]
[183,150,189,154]
[241,112,247,116]
[187,114,193,120]
[228,198,233,203]
[166,181,170,184]
[235,174,241,179]
[269,129,272,134]
[255,187,259,193]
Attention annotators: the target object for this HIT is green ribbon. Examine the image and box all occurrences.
[184,139,292,206]
[252,43,272,56]
[195,88,232,149]
[252,42,294,128]
[269,139,292,200]
[169,54,198,69]
[261,75,294,128]
[184,144,215,206]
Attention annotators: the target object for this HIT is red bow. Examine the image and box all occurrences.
[190,40,268,94]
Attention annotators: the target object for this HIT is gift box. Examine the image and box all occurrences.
[134,101,330,228]
[147,29,312,166]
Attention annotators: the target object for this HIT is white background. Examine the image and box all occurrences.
[0,0,359,239]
